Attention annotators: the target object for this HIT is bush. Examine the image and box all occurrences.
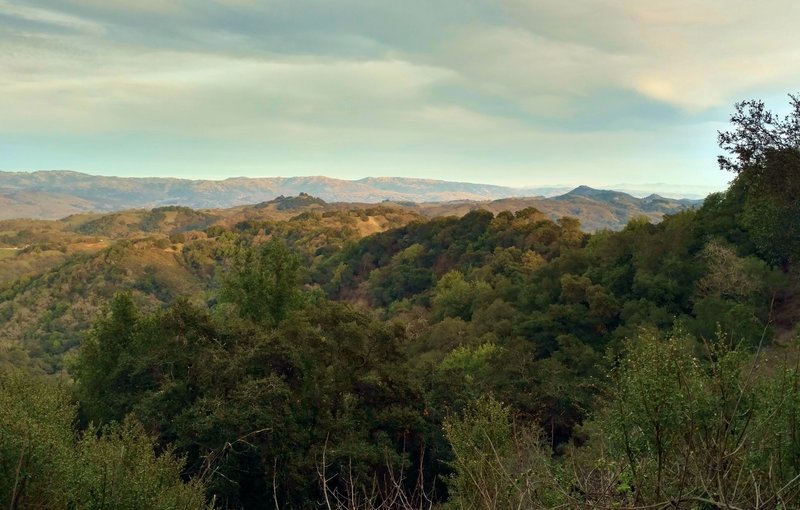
[0,371,208,509]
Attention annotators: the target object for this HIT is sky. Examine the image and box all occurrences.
[1,0,799,191]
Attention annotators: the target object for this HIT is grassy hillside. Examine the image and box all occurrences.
[0,199,426,372]
[0,238,205,371]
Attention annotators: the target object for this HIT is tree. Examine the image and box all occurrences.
[0,371,208,510]
[739,148,800,266]
[575,327,800,508]
[69,419,209,510]
[0,371,73,509]
[73,287,432,508]
[717,94,800,267]
[442,395,563,510]
[72,292,140,424]
[717,93,800,174]
[220,239,303,325]
[432,271,490,321]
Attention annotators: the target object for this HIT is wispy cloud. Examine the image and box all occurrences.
[0,0,103,33]
[1,0,797,188]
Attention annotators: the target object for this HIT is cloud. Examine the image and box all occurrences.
[436,24,638,106]
[491,0,800,111]
[1,0,797,187]
[55,0,186,14]
[12,0,799,115]
[0,0,103,33]
[0,33,458,139]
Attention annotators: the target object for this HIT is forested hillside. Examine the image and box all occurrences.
[2,96,800,509]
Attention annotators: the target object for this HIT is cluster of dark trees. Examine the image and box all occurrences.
[2,95,799,509]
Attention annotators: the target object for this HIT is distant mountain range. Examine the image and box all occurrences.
[0,171,705,228]
[409,185,702,231]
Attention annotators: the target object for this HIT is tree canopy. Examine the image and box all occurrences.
[3,94,800,508]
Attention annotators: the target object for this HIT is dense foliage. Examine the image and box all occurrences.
[0,371,208,509]
[1,95,799,508]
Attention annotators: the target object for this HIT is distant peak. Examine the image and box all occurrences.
[559,186,637,202]
[564,185,601,196]
[254,193,327,211]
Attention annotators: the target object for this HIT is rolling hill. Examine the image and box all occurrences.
[0,171,552,219]
[0,186,702,372]
[1,170,704,220]
[407,186,702,231]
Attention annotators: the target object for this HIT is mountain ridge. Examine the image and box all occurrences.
[1,170,703,221]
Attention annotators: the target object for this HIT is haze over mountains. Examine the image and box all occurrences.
[2,171,705,225]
